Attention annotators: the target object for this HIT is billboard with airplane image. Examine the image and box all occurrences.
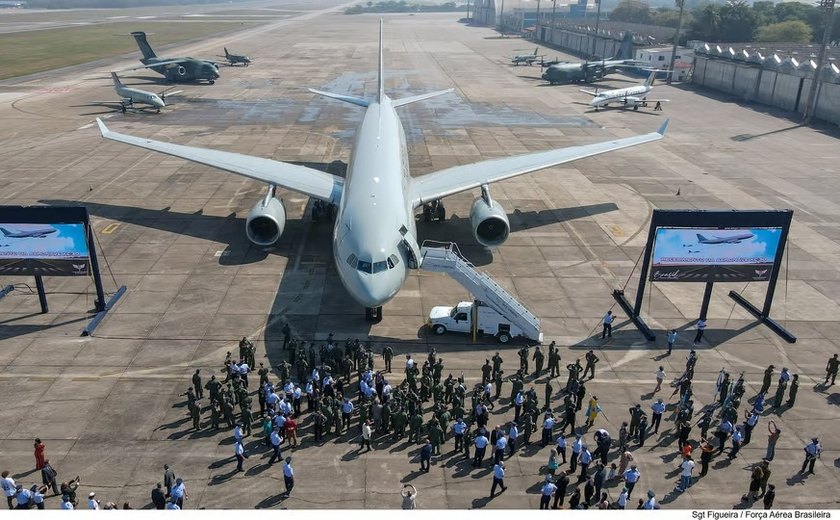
[0,222,91,276]
[650,226,783,282]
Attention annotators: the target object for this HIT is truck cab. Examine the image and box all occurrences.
[428,300,525,343]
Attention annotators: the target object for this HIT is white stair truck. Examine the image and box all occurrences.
[428,300,530,343]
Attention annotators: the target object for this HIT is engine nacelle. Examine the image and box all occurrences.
[245,196,286,246]
[176,65,186,76]
[470,197,510,248]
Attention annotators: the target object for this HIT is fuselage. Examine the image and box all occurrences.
[590,84,652,107]
[332,96,413,308]
[142,57,220,83]
[116,85,164,108]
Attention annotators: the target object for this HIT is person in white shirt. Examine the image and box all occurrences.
[678,456,695,491]
[654,366,666,393]
[400,484,417,509]
[88,492,100,510]
[234,440,246,472]
[1,471,16,509]
[602,311,614,339]
[617,487,628,509]
[361,420,373,452]
[234,424,244,442]
[693,319,706,346]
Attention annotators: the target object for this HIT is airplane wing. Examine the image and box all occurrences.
[579,89,599,96]
[410,120,668,206]
[123,59,190,71]
[96,119,343,204]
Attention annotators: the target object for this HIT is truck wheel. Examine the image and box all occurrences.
[498,332,511,343]
[432,324,447,335]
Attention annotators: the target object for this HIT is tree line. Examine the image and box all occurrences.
[608,0,840,44]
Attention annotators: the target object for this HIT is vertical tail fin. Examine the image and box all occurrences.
[644,70,656,87]
[0,227,12,237]
[377,18,384,104]
[618,31,634,60]
[696,234,708,243]
[533,47,538,56]
[110,72,123,87]
[131,31,156,60]
[224,47,230,57]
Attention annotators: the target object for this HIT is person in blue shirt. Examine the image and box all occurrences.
[453,419,467,453]
[171,479,186,508]
[282,457,295,495]
[539,476,557,509]
[494,433,508,465]
[667,329,677,355]
[420,439,433,472]
[490,462,507,496]
[651,399,666,434]
[623,465,641,499]
[508,422,519,457]
[341,398,354,432]
[578,447,592,482]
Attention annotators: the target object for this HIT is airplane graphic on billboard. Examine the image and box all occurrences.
[695,232,755,244]
[0,225,57,239]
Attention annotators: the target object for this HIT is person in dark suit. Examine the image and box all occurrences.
[151,483,166,510]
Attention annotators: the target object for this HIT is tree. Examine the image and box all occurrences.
[689,3,722,41]
[756,20,813,43]
[608,0,653,24]
[718,0,758,42]
[751,0,776,27]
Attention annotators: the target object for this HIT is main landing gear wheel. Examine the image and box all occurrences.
[209,80,215,85]
[422,200,446,223]
[365,306,383,323]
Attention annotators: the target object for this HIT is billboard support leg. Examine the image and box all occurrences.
[84,209,107,313]
[82,285,126,337]
[34,276,48,313]
[699,282,714,321]
[0,284,13,300]
[728,291,797,344]
[613,289,655,341]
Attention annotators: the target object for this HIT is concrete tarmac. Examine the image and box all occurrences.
[0,9,839,510]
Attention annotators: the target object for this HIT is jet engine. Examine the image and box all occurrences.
[245,193,286,246]
[470,185,510,248]
[176,65,186,76]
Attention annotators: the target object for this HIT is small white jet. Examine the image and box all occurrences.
[581,71,669,110]
[97,20,668,321]
[94,72,182,113]
[510,47,544,66]
[696,232,755,244]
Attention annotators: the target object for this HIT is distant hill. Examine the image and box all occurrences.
[25,0,249,8]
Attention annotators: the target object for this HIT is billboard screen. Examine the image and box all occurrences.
[650,226,783,282]
[0,223,91,276]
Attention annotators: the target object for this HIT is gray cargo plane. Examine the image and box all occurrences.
[96,20,667,321]
[0,226,56,238]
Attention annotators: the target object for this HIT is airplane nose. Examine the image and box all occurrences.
[351,278,394,308]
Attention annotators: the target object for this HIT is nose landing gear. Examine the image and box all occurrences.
[365,306,383,322]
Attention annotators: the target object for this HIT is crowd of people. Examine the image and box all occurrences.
[3,328,838,509]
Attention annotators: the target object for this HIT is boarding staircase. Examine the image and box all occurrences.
[418,241,542,342]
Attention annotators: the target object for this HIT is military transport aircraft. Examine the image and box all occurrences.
[218,47,252,66]
[125,31,220,84]
[97,20,668,321]
[541,31,638,85]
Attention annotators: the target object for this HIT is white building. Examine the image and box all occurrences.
[635,46,695,81]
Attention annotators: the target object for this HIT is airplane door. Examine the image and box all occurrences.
[399,226,421,269]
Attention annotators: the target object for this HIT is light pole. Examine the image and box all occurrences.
[803,0,836,123]
[499,0,505,35]
[551,0,558,40]
[536,0,541,41]
[666,0,686,84]
[591,0,602,59]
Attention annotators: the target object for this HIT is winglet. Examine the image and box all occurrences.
[657,118,670,136]
[96,118,110,137]
[377,18,384,104]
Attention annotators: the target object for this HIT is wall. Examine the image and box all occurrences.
[692,55,839,126]
[538,26,623,59]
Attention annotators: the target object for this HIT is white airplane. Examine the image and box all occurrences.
[696,232,754,244]
[96,20,668,321]
[89,73,182,113]
[0,225,56,238]
[581,71,669,110]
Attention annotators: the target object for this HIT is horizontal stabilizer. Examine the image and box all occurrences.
[308,88,369,108]
[392,88,454,108]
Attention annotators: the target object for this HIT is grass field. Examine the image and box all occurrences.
[0,20,259,80]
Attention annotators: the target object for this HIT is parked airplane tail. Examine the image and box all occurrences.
[644,70,656,87]
[224,47,230,57]
[617,31,634,60]
[110,72,123,87]
[131,31,157,60]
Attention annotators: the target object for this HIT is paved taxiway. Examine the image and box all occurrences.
[1,9,839,509]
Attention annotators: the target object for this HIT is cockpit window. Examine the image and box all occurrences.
[372,261,388,274]
[357,260,372,273]
[388,254,399,268]
[346,254,358,268]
